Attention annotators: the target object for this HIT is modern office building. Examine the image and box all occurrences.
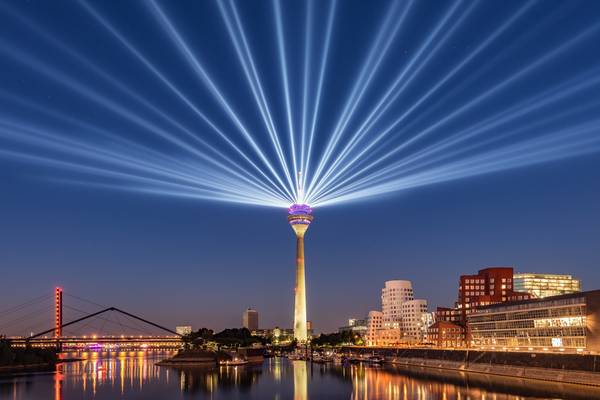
[243,308,259,331]
[435,307,462,324]
[369,327,403,346]
[401,299,429,342]
[468,290,600,352]
[432,267,532,347]
[427,321,466,348]
[513,273,581,298]
[458,267,532,322]
[436,267,532,328]
[366,311,383,346]
[176,326,192,336]
[339,318,368,338]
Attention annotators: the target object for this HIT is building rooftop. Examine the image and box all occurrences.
[471,289,600,312]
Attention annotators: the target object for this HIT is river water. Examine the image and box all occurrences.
[0,351,596,399]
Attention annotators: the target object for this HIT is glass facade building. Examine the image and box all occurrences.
[468,291,600,352]
[513,273,581,298]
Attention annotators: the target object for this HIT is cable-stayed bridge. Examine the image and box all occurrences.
[0,288,183,351]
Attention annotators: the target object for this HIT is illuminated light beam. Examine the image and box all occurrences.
[0,91,288,204]
[302,0,337,192]
[311,19,600,201]
[0,148,287,208]
[58,180,290,208]
[0,41,291,203]
[0,2,215,158]
[308,0,474,199]
[0,22,279,208]
[299,0,314,200]
[53,176,289,208]
[60,178,289,209]
[357,121,600,199]
[0,122,278,203]
[272,0,300,197]
[306,1,542,202]
[332,2,587,189]
[312,121,600,207]
[379,100,600,186]
[305,0,414,197]
[76,0,294,203]
[306,0,538,201]
[320,98,600,203]
[362,72,600,184]
[147,0,296,202]
[308,69,600,203]
[216,0,296,197]
[0,133,288,208]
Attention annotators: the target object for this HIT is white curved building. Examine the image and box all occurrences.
[366,280,429,346]
[381,280,414,328]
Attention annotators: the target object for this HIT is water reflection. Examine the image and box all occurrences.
[293,360,307,400]
[2,353,599,399]
[178,365,262,394]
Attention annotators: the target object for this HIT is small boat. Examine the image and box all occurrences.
[366,355,384,364]
[219,357,248,366]
[332,355,345,364]
[311,354,332,364]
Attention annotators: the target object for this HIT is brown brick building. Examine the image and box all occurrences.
[431,267,532,347]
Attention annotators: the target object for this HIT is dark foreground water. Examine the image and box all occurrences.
[1,351,598,399]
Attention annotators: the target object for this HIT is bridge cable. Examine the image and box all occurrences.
[0,294,52,317]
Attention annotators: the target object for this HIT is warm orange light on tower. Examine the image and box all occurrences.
[55,287,63,338]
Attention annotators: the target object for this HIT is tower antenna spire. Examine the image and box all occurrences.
[297,171,304,204]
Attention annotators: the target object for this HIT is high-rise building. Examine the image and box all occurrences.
[457,267,532,323]
[433,266,532,347]
[513,273,581,298]
[243,308,259,331]
[288,203,314,343]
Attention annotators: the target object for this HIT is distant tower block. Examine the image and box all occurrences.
[288,203,313,343]
[243,308,259,331]
[55,287,63,338]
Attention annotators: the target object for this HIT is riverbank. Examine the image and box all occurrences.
[0,340,57,374]
[156,349,216,366]
[389,356,600,387]
[0,362,55,374]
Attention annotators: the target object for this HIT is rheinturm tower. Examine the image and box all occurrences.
[287,203,313,342]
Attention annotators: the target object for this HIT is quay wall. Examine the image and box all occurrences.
[343,347,600,373]
[342,347,600,386]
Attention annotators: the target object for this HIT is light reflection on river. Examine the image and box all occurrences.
[0,351,592,399]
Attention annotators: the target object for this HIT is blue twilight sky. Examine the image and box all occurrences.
[1,0,600,334]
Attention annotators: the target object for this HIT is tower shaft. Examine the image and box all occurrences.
[294,232,307,342]
[288,203,313,344]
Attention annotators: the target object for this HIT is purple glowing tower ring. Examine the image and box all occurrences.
[288,204,313,226]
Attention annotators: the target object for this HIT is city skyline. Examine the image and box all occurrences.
[1,0,600,336]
